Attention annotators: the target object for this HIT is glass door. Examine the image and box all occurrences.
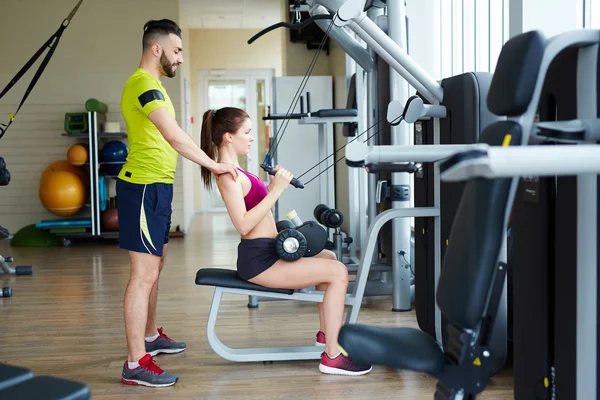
[200,70,272,212]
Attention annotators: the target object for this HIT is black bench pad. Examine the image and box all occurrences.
[0,363,33,391]
[338,325,445,375]
[0,376,90,400]
[195,268,294,295]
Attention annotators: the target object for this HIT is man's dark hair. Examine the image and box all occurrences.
[142,19,182,50]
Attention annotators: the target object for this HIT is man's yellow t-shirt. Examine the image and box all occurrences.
[118,68,179,184]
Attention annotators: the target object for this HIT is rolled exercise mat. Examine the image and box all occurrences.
[85,98,108,113]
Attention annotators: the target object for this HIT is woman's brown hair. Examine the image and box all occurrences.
[200,107,250,190]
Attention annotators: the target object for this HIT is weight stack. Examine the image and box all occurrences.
[413,72,506,366]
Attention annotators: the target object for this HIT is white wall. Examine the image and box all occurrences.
[177,13,195,232]
[406,0,439,81]
[0,0,184,234]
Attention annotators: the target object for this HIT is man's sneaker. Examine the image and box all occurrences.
[315,331,326,346]
[121,354,178,387]
[145,327,187,356]
[319,352,372,376]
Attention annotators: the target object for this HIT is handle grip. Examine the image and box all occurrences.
[261,164,304,189]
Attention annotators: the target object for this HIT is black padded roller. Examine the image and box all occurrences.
[275,229,307,261]
[15,266,33,275]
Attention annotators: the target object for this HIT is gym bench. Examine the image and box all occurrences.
[195,206,438,363]
[0,362,90,399]
[196,268,345,362]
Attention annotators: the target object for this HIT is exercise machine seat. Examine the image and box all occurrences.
[0,376,90,400]
[339,325,444,374]
[195,268,294,295]
[0,363,33,391]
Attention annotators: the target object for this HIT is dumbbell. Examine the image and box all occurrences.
[274,210,328,261]
[0,157,10,186]
[314,204,344,229]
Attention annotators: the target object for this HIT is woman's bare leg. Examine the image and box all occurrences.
[249,254,348,357]
[314,250,338,335]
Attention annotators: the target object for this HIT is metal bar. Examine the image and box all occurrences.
[348,15,444,103]
[345,206,440,322]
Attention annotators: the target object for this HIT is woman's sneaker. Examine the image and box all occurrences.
[319,352,372,376]
[315,331,326,346]
[121,354,178,387]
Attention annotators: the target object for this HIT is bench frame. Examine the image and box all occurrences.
[200,208,439,363]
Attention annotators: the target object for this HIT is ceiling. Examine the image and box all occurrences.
[179,0,284,29]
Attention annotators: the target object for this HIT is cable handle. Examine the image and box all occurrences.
[260,164,304,189]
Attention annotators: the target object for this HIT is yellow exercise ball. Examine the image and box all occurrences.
[41,160,88,190]
[67,143,88,166]
[39,170,86,216]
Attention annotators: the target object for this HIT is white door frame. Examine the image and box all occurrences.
[198,68,273,212]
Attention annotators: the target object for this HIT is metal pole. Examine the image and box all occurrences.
[387,0,412,312]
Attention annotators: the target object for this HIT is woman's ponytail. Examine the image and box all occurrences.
[200,109,216,190]
[199,107,250,190]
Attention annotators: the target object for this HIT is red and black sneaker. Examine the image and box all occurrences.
[315,331,326,346]
[121,354,178,387]
[319,352,372,376]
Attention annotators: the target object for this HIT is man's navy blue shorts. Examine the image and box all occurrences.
[116,178,173,257]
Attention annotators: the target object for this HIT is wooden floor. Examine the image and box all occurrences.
[0,213,514,399]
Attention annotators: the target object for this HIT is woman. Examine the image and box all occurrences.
[199,107,372,376]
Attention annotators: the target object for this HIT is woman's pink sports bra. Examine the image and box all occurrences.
[238,168,268,210]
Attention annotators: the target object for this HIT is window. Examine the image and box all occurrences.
[582,0,600,28]
[439,0,509,77]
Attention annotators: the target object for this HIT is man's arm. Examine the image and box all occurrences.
[148,108,216,169]
[148,108,237,179]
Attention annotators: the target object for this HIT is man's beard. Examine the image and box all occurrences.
[160,52,177,78]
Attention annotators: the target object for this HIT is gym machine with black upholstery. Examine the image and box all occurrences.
[0,362,90,399]
[337,28,600,399]
[505,31,600,399]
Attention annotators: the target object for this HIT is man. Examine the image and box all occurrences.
[118,19,238,387]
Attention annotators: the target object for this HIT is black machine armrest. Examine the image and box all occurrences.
[263,113,308,120]
[312,109,358,118]
[338,325,445,375]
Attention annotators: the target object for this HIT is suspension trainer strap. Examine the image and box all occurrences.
[0,0,84,140]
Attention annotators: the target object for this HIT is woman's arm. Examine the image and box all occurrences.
[217,175,284,236]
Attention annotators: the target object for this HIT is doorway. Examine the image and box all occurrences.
[198,69,273,212]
